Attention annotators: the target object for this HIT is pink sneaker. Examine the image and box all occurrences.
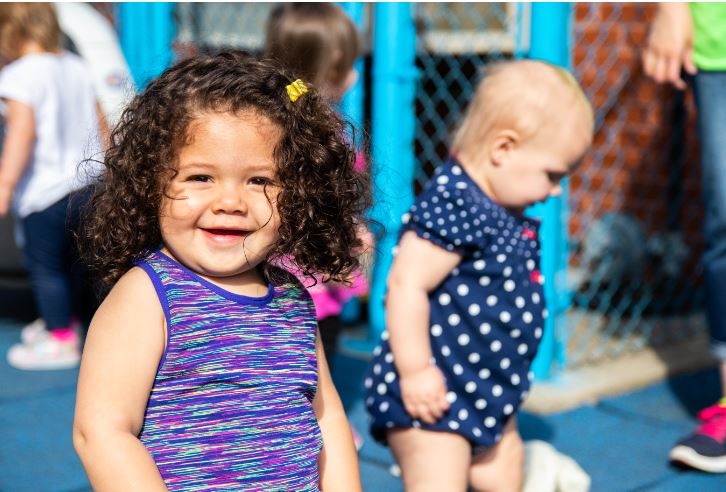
[7,329,81,370]
[670,399,726,473]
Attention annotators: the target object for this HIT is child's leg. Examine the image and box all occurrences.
[468,417,524,492]
[20,195,76,330]
[388,428,470,491]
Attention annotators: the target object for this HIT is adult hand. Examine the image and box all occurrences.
[642,3,697,90]
[399,364,450,425]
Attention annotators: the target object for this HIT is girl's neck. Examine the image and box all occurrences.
[160,247,269,298]
[18,40,60,58]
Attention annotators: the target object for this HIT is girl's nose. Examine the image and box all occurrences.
[212,186,247,214]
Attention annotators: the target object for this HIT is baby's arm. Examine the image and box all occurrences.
[73,268,168,491]
[0,99,34,216]
[313,331,362,491]
[387,231,462,424]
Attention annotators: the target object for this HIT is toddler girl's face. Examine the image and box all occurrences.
[159,111,281,281]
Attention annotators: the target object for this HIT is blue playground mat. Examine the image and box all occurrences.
[1,314,724,491]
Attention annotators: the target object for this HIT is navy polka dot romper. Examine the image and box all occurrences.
[365,158,546,449]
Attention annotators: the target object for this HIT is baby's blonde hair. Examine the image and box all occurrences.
[452,59,594,157]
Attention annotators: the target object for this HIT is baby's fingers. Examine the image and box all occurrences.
[408,402,437,425]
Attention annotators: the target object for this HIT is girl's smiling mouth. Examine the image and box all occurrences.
[201,228,250,243]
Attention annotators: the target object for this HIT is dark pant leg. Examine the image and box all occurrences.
[319,315,344,370]
[693,71,726,360]
[20,189,91,330]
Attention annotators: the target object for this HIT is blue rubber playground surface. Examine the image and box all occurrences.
[1,286,724,491]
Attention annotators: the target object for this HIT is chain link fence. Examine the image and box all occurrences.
[567,3,706,366]
[167,2,706,370]
[412,3,526,192]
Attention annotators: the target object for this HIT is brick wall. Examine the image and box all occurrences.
[570,3,703,309]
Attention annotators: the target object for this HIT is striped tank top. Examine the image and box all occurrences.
[135,250,322,491]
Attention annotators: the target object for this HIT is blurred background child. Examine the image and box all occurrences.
[365,60,594,491]
[0,3,105,370]
[265,2,369,369]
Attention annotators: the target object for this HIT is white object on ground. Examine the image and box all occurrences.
[523,440,590,492]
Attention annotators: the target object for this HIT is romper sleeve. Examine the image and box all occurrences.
[401,166,487,254]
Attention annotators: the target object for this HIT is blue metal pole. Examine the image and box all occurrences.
[118,2,176,90]
[339,2,365,131]
[338,2,366,325]
[368,3,417,342]
[526,2,572,380]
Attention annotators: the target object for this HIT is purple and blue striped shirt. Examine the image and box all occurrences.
[135,250,322,490]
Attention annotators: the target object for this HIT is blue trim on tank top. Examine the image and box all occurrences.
[155,249,275,305]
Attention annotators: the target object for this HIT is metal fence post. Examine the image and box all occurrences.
[367,3,417,342]
[527,2,572,380]
[338,2,366,325]
[118,3,176,90]
[338,2,365,131]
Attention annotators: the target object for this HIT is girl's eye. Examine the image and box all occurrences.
[249,176,272,186]
[188,175,212,183]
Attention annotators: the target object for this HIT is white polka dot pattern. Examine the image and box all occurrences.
[365,160,545,449]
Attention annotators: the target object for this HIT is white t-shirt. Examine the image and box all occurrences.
[0,51,102,218]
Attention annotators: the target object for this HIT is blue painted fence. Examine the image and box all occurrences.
[116,2,572,380]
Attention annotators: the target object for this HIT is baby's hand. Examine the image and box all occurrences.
[399,365,450,425]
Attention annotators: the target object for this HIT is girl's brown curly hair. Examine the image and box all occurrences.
[83,50,371,287]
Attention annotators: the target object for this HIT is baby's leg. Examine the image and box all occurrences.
[469,417,524,492]
[388,427,471,491]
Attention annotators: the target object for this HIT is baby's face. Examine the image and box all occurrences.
[159,110,281,282]
[484,124,589,211]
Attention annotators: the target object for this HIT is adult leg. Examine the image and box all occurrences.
[388,428,471,492]
[695,70,726,396]
[670,71,726,473]
[469,417,524,492]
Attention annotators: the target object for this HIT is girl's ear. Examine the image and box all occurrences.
[489,129,519,167]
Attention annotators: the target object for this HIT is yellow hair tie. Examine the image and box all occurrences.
[286,79,308,102]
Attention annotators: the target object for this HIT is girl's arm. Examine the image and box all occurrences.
[0,99,35,216]
[96,100,110,150]
[387,230,462,424]
[73,267,168,491]
[313,331,362,492]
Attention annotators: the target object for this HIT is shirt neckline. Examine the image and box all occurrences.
[155,249,275,305]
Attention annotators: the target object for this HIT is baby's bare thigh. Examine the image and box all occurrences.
[469,417,524,492]
[388,428,471,492]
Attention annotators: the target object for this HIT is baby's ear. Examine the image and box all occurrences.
[490,129,519,167]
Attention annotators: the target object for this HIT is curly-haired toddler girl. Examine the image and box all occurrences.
[73,50,368,491]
